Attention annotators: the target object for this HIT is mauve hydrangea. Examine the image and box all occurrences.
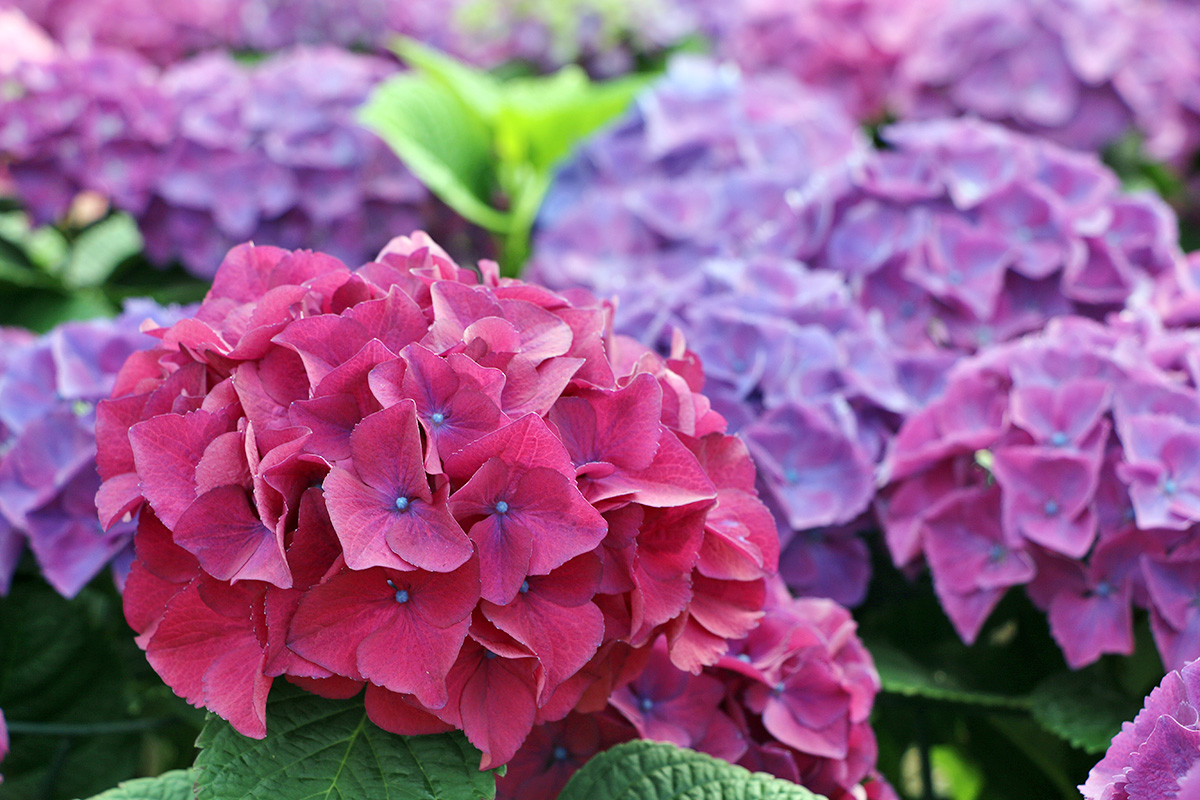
[0,44,451,278]
[881,315,1200,670]
[892,0,1200,163]
[498,579,895,800]
[0,302,189,598]
[97,231,778,768]
[1081,658,1200,800]
[709,0,940,121]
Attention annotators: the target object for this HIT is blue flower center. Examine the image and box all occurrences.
[639,697,654,712]
[519,580,530,594]
[987,544,1006,563]
[1043,499,1059,516]
[737,653,752,663]
[772,682,785,696]
[494,500,510,514]
[1094,581,1113,598]
[431,412,446,425]
[783,468,800,485]
[484,650,497,659]
[553,746,569,761]
[394,589,409,604]
[395,496,410,511]
[1164,477,1178,496]
[1050,431,1068,447]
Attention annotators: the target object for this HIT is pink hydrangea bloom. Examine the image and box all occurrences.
[1081,658,1200,800]
[498,579,894,800]
[98,232,778,768]
[882,316,1200,669]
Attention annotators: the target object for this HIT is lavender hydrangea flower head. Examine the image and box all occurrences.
[0,47,170,226]
[882,316,1200,670]
[140,46,429,276]
[0,301,190,598]
[0,44,452,278]
[892,0,1200,163]
[1081,658,1200,800]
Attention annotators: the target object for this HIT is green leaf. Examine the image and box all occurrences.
[870,642,1032,710]
[81,770,197,800]
[392,37,503,124]
[557,740,827,800]
[61,213,143,289]
[362,73,509,233]
[1029,668,1143,754]
[193,682,496,800]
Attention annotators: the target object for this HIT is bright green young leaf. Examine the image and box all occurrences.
[557,740,828,800]
[391,38,503,124]
[61,213,143,289]
[81,770,197,800]
[193,682,496,800]
[361,73,509,232]
[870,642,1031,710]
[1029,668,1143,754]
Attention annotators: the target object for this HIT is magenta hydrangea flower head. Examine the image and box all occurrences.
[498,578,894,800]
[97,231,779,768]
[881,315,1200,670]
[1081,658,1200,800]
[892,0,1200,162]
[0,302,190,598]
[710,0,944,121]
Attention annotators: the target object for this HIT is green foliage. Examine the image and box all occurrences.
[557,740,827,800]
[870,643,1030,711]
[193,682,496,800]
[81,770,196,800]
[361,38,650,275]
[1029,668,1143,755]
[0,572,202,800]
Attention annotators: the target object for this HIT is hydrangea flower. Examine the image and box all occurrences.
[0,302,189,598]
[709,0,940,121]
[881,316,1200,670]
[98,231,779,768]
[0,45,456,278]
[892,0,1200,163]
[1081,658,1200,799]
[497,579,895,800]
[531,63,1182,606]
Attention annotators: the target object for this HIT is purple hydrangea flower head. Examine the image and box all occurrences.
[0,300,191,598]
[0,47,170,226]
[1082,657,1200,800]
[892,0,1200,163]
[882,316,1200,669]
[0,44,460,278]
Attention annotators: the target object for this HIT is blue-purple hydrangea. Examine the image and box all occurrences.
[0,300,191,598]
[1082,658,1200,799]
[882,316,1200,670]
[0,45,450,277]
[530,62,1187,609]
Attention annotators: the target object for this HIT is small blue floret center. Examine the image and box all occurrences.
[395,496,410,511]
[495,500,510,514]
[394,589,410,604]
[431,412,446,425]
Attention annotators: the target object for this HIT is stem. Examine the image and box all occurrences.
[915,709,936,800]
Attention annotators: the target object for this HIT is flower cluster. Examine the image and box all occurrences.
[498,580,894,800]
[710,0,938,121]
[99,232,779,767]
[1082,658,1199,799]
[0,44,447,277]
[882,316,1200,670]
[892,0,1200,163]
[0,302,188,599]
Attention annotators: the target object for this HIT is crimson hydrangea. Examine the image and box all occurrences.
[0,44,454,278]
[98,231,778,767]
[881,315,1200,670]
[892,0,1200,163]
[0,302,189,598]
[1081,658,1200,799]
[497,579,895,800]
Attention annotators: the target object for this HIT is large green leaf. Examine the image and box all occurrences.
[1029,669,1142,754]
[193,683,496,800]
[557,740,827,800]
[82,770,196,800]
[869,642,1032,710]
[361,73,509,233]
[391,38,503,125]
